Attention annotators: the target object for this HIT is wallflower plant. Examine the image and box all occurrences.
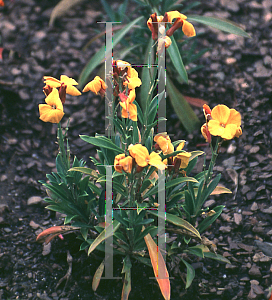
[36,7,244,300]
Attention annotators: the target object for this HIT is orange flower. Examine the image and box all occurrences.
[166,11,196,37]
[147,13,165,40]
[43,75,81,96]
[208,105,242,140]
[234,126,242,138]
[148,152,166,170]
[124,68,142,90]
[119,89,137,121]
[39,88,64,123]
[83,76,107,96]
[147,11,196,41]
[128,144,165,169]
[114,154,133,174]
[0,0,4,7]
[154,133,174,155]
[173,142,191,169]
[129,144,149,167]
[203,104,212,122]
[201,123,211,143]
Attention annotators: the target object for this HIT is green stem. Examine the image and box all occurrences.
[204,137,221,188]
[57,122,69,172]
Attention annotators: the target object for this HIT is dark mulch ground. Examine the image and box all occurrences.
[0,0,272,299]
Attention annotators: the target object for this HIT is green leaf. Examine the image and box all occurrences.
[149,211,201,240]
[145,176,198,197]
[68,167,98,178]
[78,16,144,88]
[166,78,200,133]
[88,220,121,255]
[181,259,195,289]
[186,245,204,258]
[187,15,251,38]
[167,35,188,83]
[80,135,123,154]
[198,205,224,234]
[204,252,231,264]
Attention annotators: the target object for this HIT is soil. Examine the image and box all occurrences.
[0,0,272,299]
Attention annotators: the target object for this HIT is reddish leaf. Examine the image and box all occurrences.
[36,225,80,244]
[144,233,170,300]
[183,95,208,108]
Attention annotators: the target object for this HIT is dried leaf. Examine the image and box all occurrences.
[92,260,105,291]
[211,185,232,195]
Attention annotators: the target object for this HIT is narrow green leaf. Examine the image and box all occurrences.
[181,259,195,289]
[80,135,123,154]
[187,15,251,38]
[145,176,198,197]
[204,252,231,264]
[149,211,201,240]
[68,167,98,178]
[78,16,144,88]
[166,78,200,133]
[198,205,224,233]
[167,35,188,83]
[88,220,121,255]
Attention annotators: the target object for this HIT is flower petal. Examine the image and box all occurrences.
[66,85,82,96]
[208,119,225,137]
[43,76,61,88]
[221,124,239,140]
[60,75,78,86]
[39,104,64,123]
[166,11,187,23]
[211,105,230,125]
[182,20,196,37]
[227,109,241,126]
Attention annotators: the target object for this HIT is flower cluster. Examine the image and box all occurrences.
[38,59,142,124]
[201,104,242,141]
[147,11,196,50]
[39,75,81,123]
[114,134,192,176]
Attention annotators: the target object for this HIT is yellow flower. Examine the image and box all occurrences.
[43,75,81,96]
[148,152,166,170]
[129,144,149,167]
[154,133,174,155]
[119,89,137,121]
[208,105,242,140]
[166,11,196,37]
[39,88,64,123]
[128,144,166,169]
[83,76,107,96]
[147,11,196,41]
[173,142,191,169]
[124,68,142,90]
[114,154,133,174]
